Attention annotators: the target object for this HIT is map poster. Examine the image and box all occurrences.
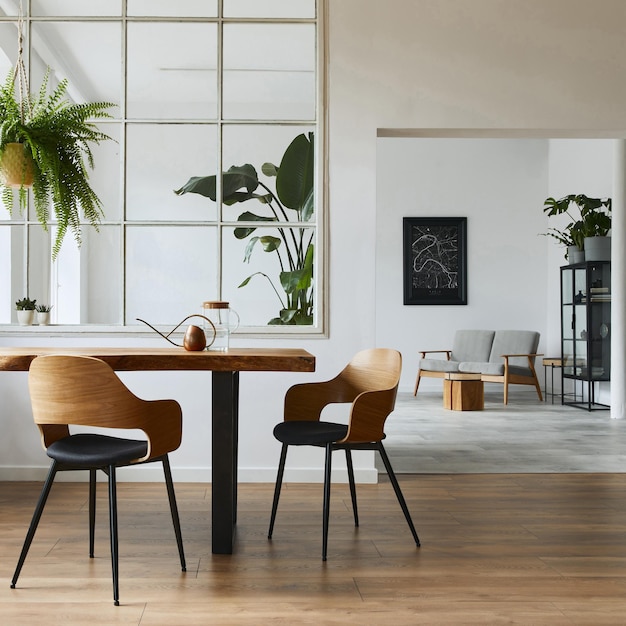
[402,217,467,305]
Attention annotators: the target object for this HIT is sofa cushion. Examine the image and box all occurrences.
[450,330,495,363]
[419,358,461,373]
[459,362,538,378]
[459,361,504,376]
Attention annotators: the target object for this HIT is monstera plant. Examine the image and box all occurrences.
[175,132,314,325]
[542,194,611,261]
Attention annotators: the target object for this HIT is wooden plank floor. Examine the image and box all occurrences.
[2,475,626,625]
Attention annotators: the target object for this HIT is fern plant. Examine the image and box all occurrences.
[0,68,115,257]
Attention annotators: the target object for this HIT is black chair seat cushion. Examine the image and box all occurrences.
[273,421,348,446]
[46,433,148,468]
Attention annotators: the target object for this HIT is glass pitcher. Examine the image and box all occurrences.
[201,301,240,351]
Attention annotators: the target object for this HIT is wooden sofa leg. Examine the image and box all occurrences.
[414,372,421,396]
[529,362,543,401]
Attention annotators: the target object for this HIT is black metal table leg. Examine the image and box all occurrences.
[211,370,239,554]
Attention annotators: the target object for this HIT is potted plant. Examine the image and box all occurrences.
[579,197,612,261]
[542,194,612,263]
[175,132,314,325]
[35,303,52,325]
[15,297,36,325]
[0,66,115,258]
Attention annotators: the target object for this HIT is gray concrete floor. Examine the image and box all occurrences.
[380,387,626,473]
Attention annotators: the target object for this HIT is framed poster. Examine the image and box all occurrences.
[403,217,467,305]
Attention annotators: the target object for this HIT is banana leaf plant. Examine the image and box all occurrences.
[175,132,314,325]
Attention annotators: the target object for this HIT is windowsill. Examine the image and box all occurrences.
[0,324,153,337]
[0,324,326,339]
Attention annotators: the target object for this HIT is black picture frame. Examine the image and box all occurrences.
[403,217,467,305]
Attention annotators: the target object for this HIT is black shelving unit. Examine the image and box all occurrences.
[560,261,611,411]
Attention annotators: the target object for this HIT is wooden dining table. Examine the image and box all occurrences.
[0,346,316,554]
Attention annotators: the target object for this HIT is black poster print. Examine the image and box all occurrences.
[403,217,467,305]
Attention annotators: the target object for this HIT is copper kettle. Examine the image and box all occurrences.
[137,315,217,351]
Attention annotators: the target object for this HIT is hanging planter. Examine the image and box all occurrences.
[0,4,116,258]
[0,142,34,188]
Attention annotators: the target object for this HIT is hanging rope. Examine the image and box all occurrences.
[11,0,31,123]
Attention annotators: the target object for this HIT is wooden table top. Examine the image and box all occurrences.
[542,357,563,367]
[0,347,316,373]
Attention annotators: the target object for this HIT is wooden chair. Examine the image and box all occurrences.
[10,355,186,606]
[268,348,420,560]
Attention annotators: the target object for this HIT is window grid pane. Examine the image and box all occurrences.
[4,3,320,333]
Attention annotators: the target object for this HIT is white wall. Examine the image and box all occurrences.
[545,140,615,354]
[376,137,549,391]
[3,0,626,482]
[545,139,615,405]
[375,137,615,395]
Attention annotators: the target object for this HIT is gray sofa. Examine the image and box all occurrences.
[414,329,543,404]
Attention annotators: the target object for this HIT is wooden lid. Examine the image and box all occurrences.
[202,301,229,309]
[542,357,562,366]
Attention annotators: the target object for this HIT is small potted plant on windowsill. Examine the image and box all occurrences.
[35,303,52,325]
[542,194,612,263]
[15,297,36,325]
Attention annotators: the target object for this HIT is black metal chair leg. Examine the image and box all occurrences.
[161,455,186,572]
[268,443,288,539]
[345,448,359,527]
[89,468,96,558]
[377,442,420,546]
[322,443,332,561]
[107,466,120,606]
[11,461,59,589]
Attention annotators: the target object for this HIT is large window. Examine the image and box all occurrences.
[0,0,323,333]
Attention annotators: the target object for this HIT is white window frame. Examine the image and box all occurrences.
[0,0,326,338]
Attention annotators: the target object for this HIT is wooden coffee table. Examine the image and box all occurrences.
[443,372,484,411]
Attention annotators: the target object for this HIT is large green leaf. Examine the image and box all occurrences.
[301,187,314,222]
[233,211,277,239]
[275,133,314,211]
[261,162,278,177]
[243,235,282,262]
[174,164,259,201]
[268,308,313,325]
[279,244,313,294]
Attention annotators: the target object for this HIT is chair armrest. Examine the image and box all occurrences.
[340,387,397,443]
[501,353,544,375]
[284,379,349,422]
[140,398,183,461]
[419,349,452,360]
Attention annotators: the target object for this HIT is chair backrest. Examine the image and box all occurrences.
[489,330,540,369]
[28,355,182,462]
[450,330,495,362]
[284,348,402,444]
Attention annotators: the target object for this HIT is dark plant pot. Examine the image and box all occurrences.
[0,143,34,188]
[567,245,585,264]
[584,236,611,262]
